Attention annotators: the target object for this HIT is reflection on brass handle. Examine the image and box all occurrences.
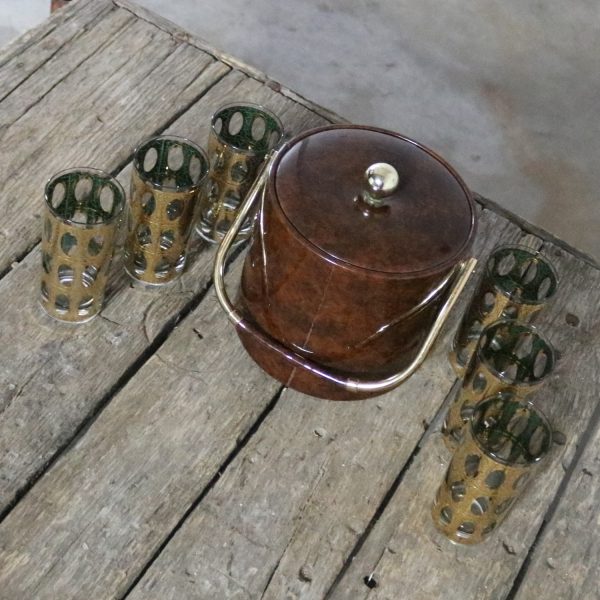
[214,150,478,394]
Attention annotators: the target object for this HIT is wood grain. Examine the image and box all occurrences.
[513,417,600,600]
[0,260,284,600]
[0,65,330,518]
[120,210,536,600]
[113,0,347,126]
[0,6,135,132]
[0,0,111,101]
[0,203,522,600]
[329,238,600,600]
[1,3,598,600]
[0,63,229,514]
[0,67,330,595]
[0,4,227,276]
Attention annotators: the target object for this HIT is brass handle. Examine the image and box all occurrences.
[213,152,477,394]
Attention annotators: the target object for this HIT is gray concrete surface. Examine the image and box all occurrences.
[1,0,598,260]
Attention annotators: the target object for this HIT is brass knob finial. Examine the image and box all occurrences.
[362,162,399,207]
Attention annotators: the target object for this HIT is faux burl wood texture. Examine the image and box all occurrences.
[0,68,330,594]
[0,205,529,600]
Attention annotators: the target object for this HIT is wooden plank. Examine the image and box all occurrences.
[329,239,600,600]
[0,71,330,518]
[0,261,285,600]
[475,193,599,270]
[113,0,347,126]
[0,6,136,131]
[513,417,600,600]
[0,0,111,99]
[0,8,228,276]
[0,205,526,600]
[110,211,536,600]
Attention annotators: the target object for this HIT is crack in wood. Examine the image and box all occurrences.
[259,456,331,597]
[323,380,459,599]
[118,386,285,600]
[0,356,51,418]
[0,4,116,107]
[112,0,345,126]
[0,240,39,282]
[0,63,231,285]
[0,270,216,526]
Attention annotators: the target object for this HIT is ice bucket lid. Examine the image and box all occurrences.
[272,124,476,277]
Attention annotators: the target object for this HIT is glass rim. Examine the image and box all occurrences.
[469,393,553,465]
[133,134,209,192]
[210,101,284,154]
[475,318,556,385]
[486,243,559,304]
[44,167,126,227]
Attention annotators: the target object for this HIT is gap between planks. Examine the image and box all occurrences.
[326,236,600,600]
[0,256,217,525]
[0,0,107,73]
[115,209,533,600]
[2,4,596,596]
[112,0,348,126]
[0,165,568,600]
[323,378,462,599]
[118,385,286,600]
[0,1,339,283]
[0,69,333,528]
[0,7,227,276]
[503,392,600,600]
[0,1,115,105]
[0,53,230,283]
[0,8,137,134]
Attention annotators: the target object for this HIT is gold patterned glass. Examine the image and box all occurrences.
[195,103,283,245]
[124,135,209,286]
[433,394,552,545]
[450,245,558,378]
[40,168,125,323]
[41,168,125,323]
[442,319,555,450]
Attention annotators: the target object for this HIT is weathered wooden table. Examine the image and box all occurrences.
[0,1,599,598]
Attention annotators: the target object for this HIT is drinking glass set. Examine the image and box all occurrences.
[39,100,563,547]
[40,103,283,323]
[432,244,560,544]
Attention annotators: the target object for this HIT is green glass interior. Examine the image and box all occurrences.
[478,320,555,384]
[212,104,283,154]
[45,168,125,225]
[487,245,558,304]
[472,395,552,465]
[134,136,208,190]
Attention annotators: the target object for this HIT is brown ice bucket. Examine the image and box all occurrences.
[214,125,477,400]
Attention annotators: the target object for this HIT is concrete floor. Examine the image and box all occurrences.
[1,0,598,260]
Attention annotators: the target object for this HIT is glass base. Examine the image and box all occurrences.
[39,300,99,325]
[124,266,183,289]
